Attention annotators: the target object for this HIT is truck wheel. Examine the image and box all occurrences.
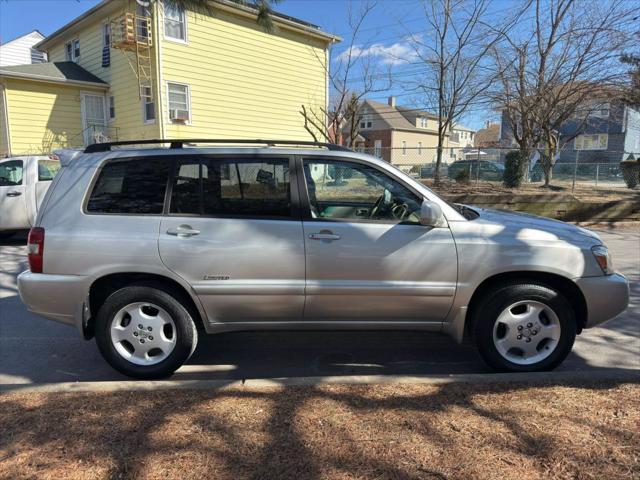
[95,284,198,379]
[473,283,576,372]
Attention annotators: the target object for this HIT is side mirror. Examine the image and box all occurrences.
[420,200,444,227]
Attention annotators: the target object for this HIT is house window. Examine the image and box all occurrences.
[73,39,80,60]
[402,141,407,155]
[137,4,151,41]
[141,86,155,123]
[420,117,427,128]
[418,142,422,155]
[167,82,190,123]
[164,3,186,41]
[65,39,80,61]
[359,114,372,129]
[108,96,115,120]
[374,139,382,158]
[593,103,610,118]
[575,134,608,151]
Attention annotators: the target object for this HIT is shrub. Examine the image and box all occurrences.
[620,160,639,189]
[454,168,470,183]
[503,151,524,188]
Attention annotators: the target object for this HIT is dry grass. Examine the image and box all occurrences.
[425,178,639,202]
[1,381,639,480]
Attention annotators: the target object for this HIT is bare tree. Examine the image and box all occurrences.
[621,53,640,107]
[300,1,390,148]
[406,0,518,184]
[490,0,637,186]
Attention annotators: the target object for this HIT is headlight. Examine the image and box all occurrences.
[591,245,613,275]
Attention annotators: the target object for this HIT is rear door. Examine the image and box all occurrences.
[81,93,107,145]
[0,159,29,230]
[158,155,305,323]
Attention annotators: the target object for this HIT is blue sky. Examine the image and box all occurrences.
[0,0,500,129]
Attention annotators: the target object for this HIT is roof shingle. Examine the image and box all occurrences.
[0,61,108,86]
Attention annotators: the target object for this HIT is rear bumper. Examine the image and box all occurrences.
[575,273,629,328]
[18,270,88,333]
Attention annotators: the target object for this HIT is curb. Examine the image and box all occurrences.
[1,370,638,394]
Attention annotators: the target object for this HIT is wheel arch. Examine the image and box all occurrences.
[86,272,207,339]
[464,271,588,340]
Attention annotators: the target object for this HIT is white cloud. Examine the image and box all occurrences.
[335,36,421,66]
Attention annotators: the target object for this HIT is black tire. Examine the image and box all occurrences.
[473,283,576,372]
[95,283,198,379]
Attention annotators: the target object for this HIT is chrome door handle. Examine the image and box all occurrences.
[6,191,22,197]
[309,232,341,241]
[166,225,200,237]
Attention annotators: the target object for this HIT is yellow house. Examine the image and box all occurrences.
[0,0,338,156]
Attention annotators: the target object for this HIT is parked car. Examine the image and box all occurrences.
[419,164,448,179]
[18,140,629,379]
[0,155,60,238]
[447,160,505,181]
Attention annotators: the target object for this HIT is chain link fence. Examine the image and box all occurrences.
[361,146,639,193]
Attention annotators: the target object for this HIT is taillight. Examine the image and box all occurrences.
[27,227,45,273]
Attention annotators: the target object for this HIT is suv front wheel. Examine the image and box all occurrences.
[474,283,577,372]
[95,284,198,379]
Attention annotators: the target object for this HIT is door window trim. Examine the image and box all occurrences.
[164,154,301,221]
[295,156,426,225]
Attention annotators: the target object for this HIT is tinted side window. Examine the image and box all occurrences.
[87,158,171,214]
[0,160,23,186]
[170,157,291,217]
[170,158,200,214]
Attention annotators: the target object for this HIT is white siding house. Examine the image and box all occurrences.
[0,31,47,67]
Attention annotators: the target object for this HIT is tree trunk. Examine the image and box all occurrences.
[434,144,443,184]
[518,145,529,182]
[541,151,553,186]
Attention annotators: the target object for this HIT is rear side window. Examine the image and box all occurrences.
[0,160,23,186]
[87,157,171,214]
[170,157,291,217]
[38,160,61,181]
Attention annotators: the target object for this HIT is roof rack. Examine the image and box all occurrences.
[84,139,352,154]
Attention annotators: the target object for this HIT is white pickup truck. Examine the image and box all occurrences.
[0,155,60,239]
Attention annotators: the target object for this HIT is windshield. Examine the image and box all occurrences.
[384,160,479,220]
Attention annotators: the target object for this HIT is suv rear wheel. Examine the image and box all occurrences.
[473,283,576,372]
[95,284,198,379]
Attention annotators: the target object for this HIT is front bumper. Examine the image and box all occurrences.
[575,273,629,328]
[18,270,88,333]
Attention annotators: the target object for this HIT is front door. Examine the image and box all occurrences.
[300,157,458,322]
[158,155,305,323]
[0,159,28,230]
[81,93,106,145]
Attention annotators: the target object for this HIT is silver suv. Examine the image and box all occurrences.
[18,140,629,379]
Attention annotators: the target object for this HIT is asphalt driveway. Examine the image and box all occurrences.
[0,229,638,385]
